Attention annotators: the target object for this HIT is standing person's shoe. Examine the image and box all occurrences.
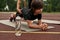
[9,17,13,22]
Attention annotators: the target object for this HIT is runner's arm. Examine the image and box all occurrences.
[26,20,41,29]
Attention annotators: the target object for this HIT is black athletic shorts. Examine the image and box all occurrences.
[16,8,42,20]
[16,12,23,18]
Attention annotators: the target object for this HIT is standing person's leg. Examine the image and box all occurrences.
[28,0,32,9]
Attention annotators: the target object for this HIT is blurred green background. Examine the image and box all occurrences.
[0,0,60,12]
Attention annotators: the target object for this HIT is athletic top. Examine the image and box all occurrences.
[16,8,42,21]
[22,8,42,20]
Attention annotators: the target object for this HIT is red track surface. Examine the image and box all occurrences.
[0,12,60,40]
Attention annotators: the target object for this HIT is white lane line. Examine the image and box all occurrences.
[0,31,60,34]
[34,19,60,24]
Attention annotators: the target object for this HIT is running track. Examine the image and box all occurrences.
[0,12,60,40]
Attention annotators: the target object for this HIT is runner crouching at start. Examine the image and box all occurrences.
[9,0,48,31]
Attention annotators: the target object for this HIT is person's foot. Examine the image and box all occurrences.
[9,17,13,22]
[15,31,22,36]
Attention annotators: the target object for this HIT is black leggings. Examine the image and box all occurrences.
[28,0,32,9]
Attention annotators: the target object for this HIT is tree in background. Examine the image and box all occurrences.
[7,0,17,11]
[0,0,60,12]
[52,0,60,12]
[0,0,6,11]
[0,0,17,11]
[44,0,60,12]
